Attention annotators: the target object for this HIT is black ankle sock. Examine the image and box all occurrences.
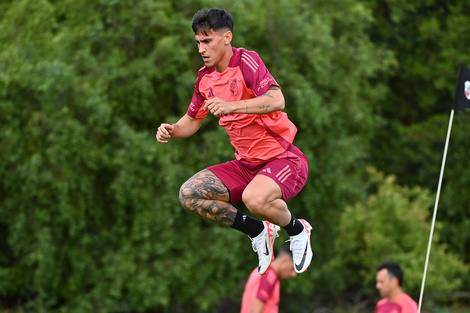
[282,214,304,236]
[231,210,264,238]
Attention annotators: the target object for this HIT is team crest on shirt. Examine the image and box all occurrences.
[230,78,238,96]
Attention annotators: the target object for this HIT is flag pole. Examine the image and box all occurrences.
[417,108,455,313]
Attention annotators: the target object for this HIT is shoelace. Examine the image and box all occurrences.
[251,228,279,253]
[286,234,304,259]
[251,230,266,253]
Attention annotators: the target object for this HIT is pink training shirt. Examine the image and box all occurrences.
[240,268,280,313]
[375,293,418,313]
[187,47,297,162]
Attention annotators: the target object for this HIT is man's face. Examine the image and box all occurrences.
[278,258,297,280]
[195,29,231,72]
[376,268,395,298]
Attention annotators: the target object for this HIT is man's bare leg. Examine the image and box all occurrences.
[179,169,279,274]
[179,169,236,226]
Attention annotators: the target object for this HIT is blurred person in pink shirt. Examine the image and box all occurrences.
[375,261,418,313]
[241,245,297,313]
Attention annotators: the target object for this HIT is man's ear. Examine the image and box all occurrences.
[223,30,232,45]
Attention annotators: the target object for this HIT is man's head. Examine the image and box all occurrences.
[191,9,234,72]
[375,261,404,299]
[273,245,297,280]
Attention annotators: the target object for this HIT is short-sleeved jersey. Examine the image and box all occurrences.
[375,293,418,313]
[187,47,297,162]
[240,268,280,313]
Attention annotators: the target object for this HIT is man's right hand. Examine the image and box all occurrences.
[156,123,177,143]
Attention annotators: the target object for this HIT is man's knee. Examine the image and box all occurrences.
[242,189,268,216]
[179,180,194,210]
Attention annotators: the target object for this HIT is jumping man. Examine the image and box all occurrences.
[156,8,313,274]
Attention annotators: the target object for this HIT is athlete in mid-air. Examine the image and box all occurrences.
[156,8,313,274]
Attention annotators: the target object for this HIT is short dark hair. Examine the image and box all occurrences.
[377,261,404,286]
[277,245,293,259]
[191,8,234,35]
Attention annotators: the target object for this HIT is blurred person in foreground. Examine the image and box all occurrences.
[375,261,418,313]
[240,245,297,313]
[156,8,312,275]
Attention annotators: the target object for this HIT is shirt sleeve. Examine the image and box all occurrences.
[239,50,280,97]
[399,295,418,313]
[187,70,209,119]
[256,269,278,303]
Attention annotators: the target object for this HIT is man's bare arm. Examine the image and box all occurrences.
[203,86,285,116]
[156,114,204,143]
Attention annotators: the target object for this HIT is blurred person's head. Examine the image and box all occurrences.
[376,261,404,299]
[273,245,297,280]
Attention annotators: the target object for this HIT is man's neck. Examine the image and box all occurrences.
[388,289,404,303]
[215,46,234,72]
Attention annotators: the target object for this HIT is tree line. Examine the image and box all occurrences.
[0,0,469,312]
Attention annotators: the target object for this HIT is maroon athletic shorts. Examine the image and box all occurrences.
[207,145,308,203]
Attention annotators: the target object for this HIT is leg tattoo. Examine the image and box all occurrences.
[179,169,237,226]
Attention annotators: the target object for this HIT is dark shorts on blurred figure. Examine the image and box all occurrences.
[207,144,308,203]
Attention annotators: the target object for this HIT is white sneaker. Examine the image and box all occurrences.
[250,221,280,275]
[288,219,313,273]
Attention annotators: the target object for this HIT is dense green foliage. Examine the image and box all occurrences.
[0,0,469,312]
[329,168,467,308]
[365,0,470,269]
